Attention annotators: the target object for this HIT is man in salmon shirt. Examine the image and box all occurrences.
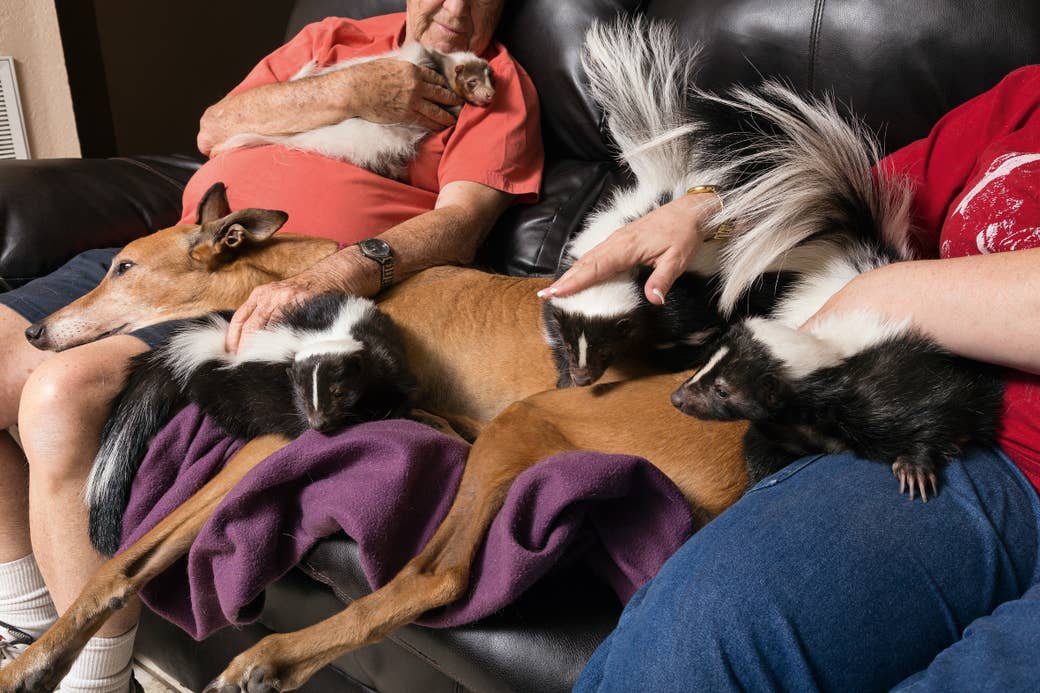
[0,2,542,691]
[549,66,1040,692]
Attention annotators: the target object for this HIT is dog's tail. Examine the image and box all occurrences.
[582,16,702,193]
[86,348,187,555]
[698,83,915,313]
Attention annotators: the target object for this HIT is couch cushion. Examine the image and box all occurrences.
[0,155,200,287]
[649,0,1040,152]
[288,534,621,693]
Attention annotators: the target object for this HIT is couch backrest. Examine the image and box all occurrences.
[287,0,1040,275]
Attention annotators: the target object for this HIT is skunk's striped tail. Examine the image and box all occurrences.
[698,84,915,313]
[582,16,701,192]
[86,349,186,555]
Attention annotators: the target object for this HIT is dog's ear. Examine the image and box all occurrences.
[190,208,289,267]
[195,182,231,225]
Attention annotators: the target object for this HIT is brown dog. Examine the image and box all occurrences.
[0,184,747,692]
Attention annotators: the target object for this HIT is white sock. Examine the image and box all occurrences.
[60,626,137,693]
[0,553,58,639]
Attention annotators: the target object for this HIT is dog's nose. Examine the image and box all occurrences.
[24,322,46,345]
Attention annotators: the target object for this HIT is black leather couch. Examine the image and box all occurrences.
[2,1,1039,691]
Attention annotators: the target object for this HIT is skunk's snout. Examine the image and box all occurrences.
[570,367,595,387]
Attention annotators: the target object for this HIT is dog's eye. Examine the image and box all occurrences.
[114,260,135,276]
[713,383,730,399]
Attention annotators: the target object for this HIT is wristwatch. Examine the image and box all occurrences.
[356,238,395,290]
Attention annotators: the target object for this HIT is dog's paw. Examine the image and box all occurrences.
[204,666,281,693]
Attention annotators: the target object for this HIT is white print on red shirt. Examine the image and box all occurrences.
[945,151,1040,256]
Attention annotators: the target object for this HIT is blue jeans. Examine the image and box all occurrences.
[575,448,1040,692]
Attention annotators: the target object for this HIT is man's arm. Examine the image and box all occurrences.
[198,58,461,156]
[224,180,513,351]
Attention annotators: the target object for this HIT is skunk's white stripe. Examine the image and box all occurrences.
[807,310,913,359]
[690,346,730,383]
[294,338,363,362]
[312,363,320,411]
[578,333,588,368]
[746,318,842,379]
[550,275,642,319]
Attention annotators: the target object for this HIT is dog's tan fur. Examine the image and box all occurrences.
[0,186,747,692]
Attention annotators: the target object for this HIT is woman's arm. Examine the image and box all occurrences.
[805,248,1040,374]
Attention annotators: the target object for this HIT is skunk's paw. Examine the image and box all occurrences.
[891,458,940,502]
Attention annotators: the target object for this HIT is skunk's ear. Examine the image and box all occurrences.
[759,373,790,410]
[190,208,289,267]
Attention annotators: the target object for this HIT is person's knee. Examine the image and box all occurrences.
[18,351,125,483]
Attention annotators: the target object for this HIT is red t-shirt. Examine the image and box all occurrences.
[179,14,543,241]
[880,65,1040,490]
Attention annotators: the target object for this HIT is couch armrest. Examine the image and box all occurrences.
[0,155,202,288]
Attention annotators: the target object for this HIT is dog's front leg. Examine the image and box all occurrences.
[204,400,573,692]
[0,434,291,693]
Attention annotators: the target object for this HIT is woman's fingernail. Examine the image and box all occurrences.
[652,288,665,304]
[536,289,548,298]
[548,287,558,295]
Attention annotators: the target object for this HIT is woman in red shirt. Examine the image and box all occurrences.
[559,66,1040,691]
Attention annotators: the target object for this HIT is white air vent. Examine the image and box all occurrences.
[0,57,31,160]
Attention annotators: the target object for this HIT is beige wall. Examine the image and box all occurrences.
[0,0,80,158]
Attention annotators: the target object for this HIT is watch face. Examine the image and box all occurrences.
[360,238,392,259]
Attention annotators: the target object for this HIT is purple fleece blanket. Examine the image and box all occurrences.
[120,405,697,639]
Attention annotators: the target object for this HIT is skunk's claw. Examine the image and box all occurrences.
[891,459,940,502]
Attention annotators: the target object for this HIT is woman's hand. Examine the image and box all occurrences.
[539,192,718,305]
[225,250,378,352]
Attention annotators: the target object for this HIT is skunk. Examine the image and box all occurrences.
[220,42,495,179]
[86,293,415,555]
[672,313,1005,500]
[543,17,906,387]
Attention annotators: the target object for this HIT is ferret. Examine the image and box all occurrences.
[220,42,494,179]
[86,293,415,555]
[671,310,1005,500]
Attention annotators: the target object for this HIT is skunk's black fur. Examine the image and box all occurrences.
[87,293,415,555]
[673,319,1005,498]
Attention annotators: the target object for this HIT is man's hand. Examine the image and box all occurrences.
[225,251,377,352]
[347,58,462,130]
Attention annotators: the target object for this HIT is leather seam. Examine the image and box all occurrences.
[809,0,827,91]
[112,156,188,191]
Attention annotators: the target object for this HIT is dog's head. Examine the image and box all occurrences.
[25,183,290,352]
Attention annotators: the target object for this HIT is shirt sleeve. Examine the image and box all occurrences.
[877,65,1040,256]
[224,17,346,97]
[437,50,544,203]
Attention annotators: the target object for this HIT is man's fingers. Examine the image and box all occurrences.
[419,80,462,107]
[415,100,457,129]
[416,64,451,88]
[225,299,255,352]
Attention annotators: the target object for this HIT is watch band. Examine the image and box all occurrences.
[356,239,395,290]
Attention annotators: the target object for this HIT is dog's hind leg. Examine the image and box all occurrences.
[0,433,291,693]
[203,399,574,693]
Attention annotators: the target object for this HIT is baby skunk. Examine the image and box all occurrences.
[543,252,792,387]
[220,42,494,179]
[671,312,1005,500]
[86,293,415,555]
